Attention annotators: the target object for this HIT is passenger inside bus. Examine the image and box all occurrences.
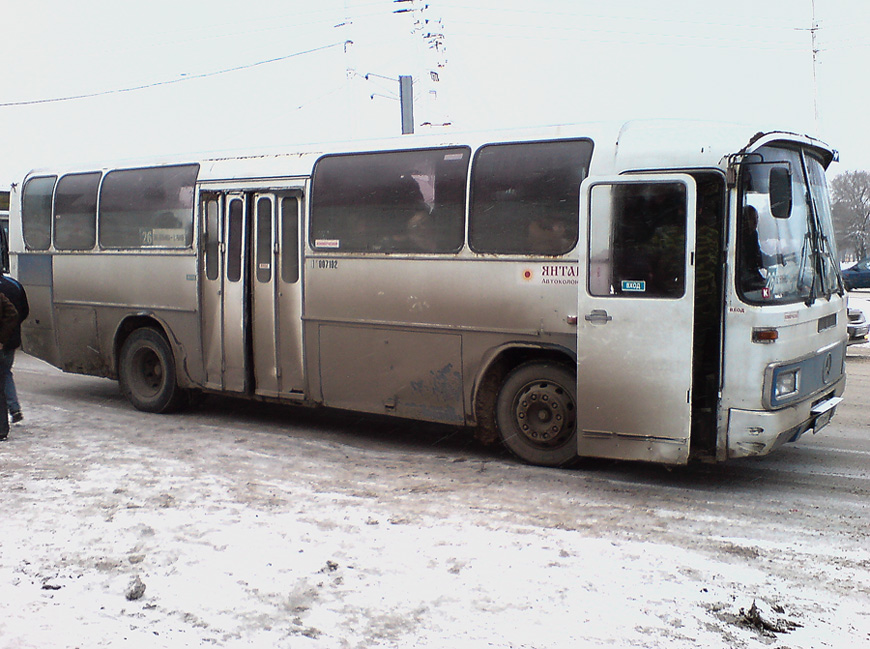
[609,183,688,298]
[370,174,432,252]
[527,216,573,255]
[405,209,438,252]
[645,195,687,295]
[691,175,725,452]
[738,205,767,291]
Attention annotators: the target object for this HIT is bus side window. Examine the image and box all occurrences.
[255,196,273,283]
[22,175,56,251]
[227,198,243,283]
[310,147,469,254]
[54,172,99,251]
[100,164,199,249]
[469,139,593,256]
[204,197,220,281]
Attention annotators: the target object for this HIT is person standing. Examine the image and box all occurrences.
[0,274,28,427]
[0,292,19,441]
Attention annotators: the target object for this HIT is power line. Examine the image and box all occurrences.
[0,41,347,108]
[438,2,805,33]
[130,5,395,55]
[293,82,349,111]
[449,16,804,46]
[448,26,806,52]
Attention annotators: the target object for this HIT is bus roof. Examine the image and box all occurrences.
[20,119,835,184]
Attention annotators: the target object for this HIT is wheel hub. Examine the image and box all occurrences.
[133,348,163,394]
[513,380,576,447]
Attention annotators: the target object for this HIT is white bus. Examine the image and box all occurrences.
[10,120,847,467]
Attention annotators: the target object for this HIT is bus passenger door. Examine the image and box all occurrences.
[222,193,249,392]
[201,191,304,397]
[200,194,224,390]
[576,174,697,464]
[250,192,304,398]
[200,192,248,393]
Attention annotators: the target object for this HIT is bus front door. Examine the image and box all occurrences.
[576,174,697,464]
[200,191,304,397]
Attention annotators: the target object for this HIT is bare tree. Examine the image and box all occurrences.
[831,170,870,260]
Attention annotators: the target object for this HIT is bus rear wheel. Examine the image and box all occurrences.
[119,328,186,413]
[495,362,578,467]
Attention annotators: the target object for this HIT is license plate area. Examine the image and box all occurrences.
[810,395,842,433]
[813,408,834,433]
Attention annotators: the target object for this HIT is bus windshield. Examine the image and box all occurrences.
[805,152,841,296]
[737,145,841,304]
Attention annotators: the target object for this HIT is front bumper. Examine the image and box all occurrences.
[726,374,846,459]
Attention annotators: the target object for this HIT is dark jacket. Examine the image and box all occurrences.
[0,293,18,348]
[0,275,28,350]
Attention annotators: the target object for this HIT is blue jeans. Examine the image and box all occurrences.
[0,348,18,414]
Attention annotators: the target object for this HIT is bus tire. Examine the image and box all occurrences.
[119,328,187,413]
[495,362,578,467]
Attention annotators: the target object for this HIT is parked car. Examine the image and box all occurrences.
[842,258,870,290]
[848,306,869,345]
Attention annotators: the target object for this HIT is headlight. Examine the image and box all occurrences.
[774,368,800,399]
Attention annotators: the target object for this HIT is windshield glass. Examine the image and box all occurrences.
[805,153,841,295]
[736,145,838,304]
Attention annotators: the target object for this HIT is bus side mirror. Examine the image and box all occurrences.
[769,167,792,218]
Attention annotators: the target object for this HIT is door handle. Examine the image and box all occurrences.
[584,309,613,325]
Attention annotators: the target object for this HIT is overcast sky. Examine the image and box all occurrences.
[1,0,868,187]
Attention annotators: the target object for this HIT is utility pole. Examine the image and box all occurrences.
[392,0,450,132]
[811,0,820,133]
[399,75,414,134]
[796,0,821,135]
[394,0,415,134]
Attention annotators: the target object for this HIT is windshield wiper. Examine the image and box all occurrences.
[805,186,842,298]
[799,230,816,306]
[819,233,844,296]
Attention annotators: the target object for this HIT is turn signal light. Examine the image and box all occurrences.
[752,328,779,344]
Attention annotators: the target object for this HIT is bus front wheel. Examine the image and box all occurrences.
[119,328,186,413]
[495,362,578,467]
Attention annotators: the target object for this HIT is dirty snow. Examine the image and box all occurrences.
[1,353,868,648]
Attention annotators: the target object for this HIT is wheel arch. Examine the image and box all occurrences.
[471,342,576,445]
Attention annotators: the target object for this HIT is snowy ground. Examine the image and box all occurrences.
[0,350,868,649]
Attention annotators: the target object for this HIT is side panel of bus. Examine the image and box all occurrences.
[18,253,59,367]
[303,256,578,425]
[52,253,199,378]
